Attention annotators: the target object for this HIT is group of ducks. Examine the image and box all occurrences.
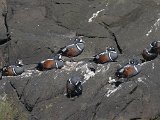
[0,37,160,98]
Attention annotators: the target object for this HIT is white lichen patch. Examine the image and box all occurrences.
[105,85,121,97]
[108,77,116,84]
[152,63,155,69]
[64,60,112,81]
[0,93,7,101]
[88,1,109,23]
[146,17,160,36]
[62,61,83,71]
[137,77,147,84]
[0,82,6,89]
[76,63,95,80]
[62,61,97,81]
[146,28,153,36]
[88,9,105,22]
[96,63,110,73]
[20,70,42,78]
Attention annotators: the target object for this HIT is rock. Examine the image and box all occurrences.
[0,0,160,120]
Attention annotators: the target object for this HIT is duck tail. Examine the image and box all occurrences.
[36,63,43,71]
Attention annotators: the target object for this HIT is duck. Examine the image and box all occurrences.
[2,59,24,76]
[115,58,141,79]
[93,46,118,64]
[66,75,84,98]
[142,48,158,61]
[36,54,64,71]
[58,37,85,59]
[150,41,160,54]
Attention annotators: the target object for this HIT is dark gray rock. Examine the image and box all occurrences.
[0,0,160,120]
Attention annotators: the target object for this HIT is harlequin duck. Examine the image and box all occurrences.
[66,75,84,98]
[150,41,160,54]
[36,54,64,71]
[58,37,85,58]
[142,41,160,61]
[2,59,24,76]
[93,47,118,64]
[142,48,158,61]
[115,59,141,79]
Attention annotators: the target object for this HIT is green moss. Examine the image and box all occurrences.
[0,100,28,120]
[150,117,160,120]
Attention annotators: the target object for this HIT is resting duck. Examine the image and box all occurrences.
[66,75,84,98]
[142,48,158,61]
[142,41,158,61]
[58,37,85,58]
[115,59,141,79]
[150,41,160,54]
[2,59,24,76]
[93,47,118,64]
[36,54,64,71]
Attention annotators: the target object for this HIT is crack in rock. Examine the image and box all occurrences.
[46,47,55,53]
[55,21,71,30]
[9,79,38,112]
[112,99,135,120]
[64,110,79,120]
[9,81,22,100]
[130,118,142,120]
[24,97,40,112]
[76,33,109,38]
[99,22,123,54]
[2,4,12,66]
[19,79,31,100]
[54,2,72,5]
[129,85,138,94]
[91,102,102,120]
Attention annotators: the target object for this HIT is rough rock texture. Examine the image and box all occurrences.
[0,0,160,120]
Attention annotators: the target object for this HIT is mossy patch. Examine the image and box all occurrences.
[0,99,28,120]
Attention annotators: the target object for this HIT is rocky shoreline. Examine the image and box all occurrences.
[0,0,160,120]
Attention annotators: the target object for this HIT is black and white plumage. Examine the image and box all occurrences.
[93,47,118,64]
[115,59,141,79]
[142,48,158,61]
[36,54,64,71]
[2,59,24,76]
[58,37,85,58]
[66,75,84,98]
[150,41,160,54]
[142,41,158,61]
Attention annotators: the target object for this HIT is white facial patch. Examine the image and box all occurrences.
[76,44,82,51]
[55,62,58,68]
[12,68,17,75]
[68,78,72,84]
[119,68,124,73]
[62,47,67,52]
[150,43,153,47]
[108,52,113,61]
[134,65,139,73]
[79,39,83,42]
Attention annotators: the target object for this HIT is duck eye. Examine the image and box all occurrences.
[79,39,83,42]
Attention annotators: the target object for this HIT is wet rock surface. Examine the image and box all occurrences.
[0,0,160,120]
